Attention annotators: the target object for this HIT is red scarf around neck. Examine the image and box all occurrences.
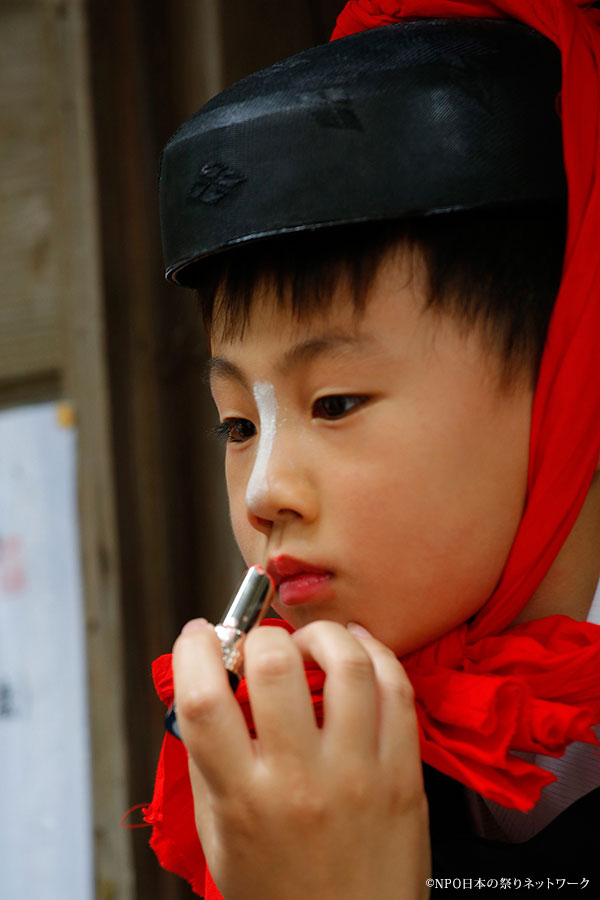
[143,2,600,895]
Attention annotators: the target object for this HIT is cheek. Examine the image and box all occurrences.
[225,457,255,562]
[328,410,528,636]
[231,516,258,565]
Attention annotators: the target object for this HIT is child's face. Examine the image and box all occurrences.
[209,250,533,655]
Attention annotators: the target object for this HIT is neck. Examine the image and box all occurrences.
[512,470,600,624]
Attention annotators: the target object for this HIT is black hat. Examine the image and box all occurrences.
[159,19,566,286]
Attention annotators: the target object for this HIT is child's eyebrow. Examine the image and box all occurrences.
[207,332,376,389]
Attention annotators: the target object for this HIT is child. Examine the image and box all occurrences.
[144,2,600,897]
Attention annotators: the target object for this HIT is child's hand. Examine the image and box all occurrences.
[172,619,431,900]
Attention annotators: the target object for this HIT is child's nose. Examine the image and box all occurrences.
[245,428,317,532]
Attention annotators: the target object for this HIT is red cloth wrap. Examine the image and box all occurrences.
[145,2,600,895]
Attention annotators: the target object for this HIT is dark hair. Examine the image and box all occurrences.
[194,206,566,386]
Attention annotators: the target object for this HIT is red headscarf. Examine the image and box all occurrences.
[144,2,600,895]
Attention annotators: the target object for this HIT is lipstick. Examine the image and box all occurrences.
[165,565,274,740]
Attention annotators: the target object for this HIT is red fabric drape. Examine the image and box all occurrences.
[144,2,600,895]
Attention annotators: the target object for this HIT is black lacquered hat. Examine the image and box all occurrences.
[159,18,566,286]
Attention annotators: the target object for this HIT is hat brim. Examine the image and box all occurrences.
[159,19,566,287]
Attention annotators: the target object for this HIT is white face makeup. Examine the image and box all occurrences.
[245,381,278,509]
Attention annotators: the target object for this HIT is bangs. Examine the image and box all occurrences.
[193,209,566,385]
[195,222,413,343]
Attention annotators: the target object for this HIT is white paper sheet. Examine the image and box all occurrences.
[0,402,93,900]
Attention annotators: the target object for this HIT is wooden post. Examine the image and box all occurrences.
[42,0,135,897]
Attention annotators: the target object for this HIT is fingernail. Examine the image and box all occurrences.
[180,617,210,635]
[347,621,373,639]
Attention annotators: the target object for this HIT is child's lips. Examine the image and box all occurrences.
[267,555,334,606]
[278,572,333,606]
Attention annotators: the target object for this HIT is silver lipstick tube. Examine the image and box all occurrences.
[165,565,274,740]
[215,565,275,680]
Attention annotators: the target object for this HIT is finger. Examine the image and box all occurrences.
[291,620,378,758]
[243,625,319,762]
[347,624,423,791]
[186,755,212,843]
[172,621,254,795]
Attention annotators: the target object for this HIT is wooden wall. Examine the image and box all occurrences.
[1,1,342,897]
[1,0,133,898]
[1,0,64,399]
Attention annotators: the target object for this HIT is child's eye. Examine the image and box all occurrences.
[312,395,368,420]
[212,418,257,443]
